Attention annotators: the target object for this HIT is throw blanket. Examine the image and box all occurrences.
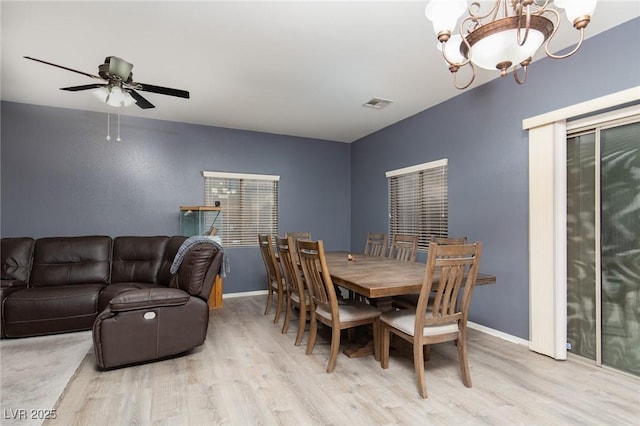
[170,236,230,278]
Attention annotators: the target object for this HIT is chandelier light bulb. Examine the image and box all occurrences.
[425,0,466,40]
[555,0,597,27]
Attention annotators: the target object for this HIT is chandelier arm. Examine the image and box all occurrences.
[516,3,533,47]
[545,27,586,59]
[440,40,471,68]
[453,63,476,90]
[513,63,528,85]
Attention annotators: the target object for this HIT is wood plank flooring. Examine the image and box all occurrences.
[47,295,639,425]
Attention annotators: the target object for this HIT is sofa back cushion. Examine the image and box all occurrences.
[111,236,169,284]
[157,236,187,287]
[1,237,35,282]
[175,243,222,301]
[30,236,112,287]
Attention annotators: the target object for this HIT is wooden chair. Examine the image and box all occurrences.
[380,242,482,398]
[258,233,285,323]
[364,232,388,257]
[285,231,311,265]
[276,236,311,346]
[285,231,311,241]
[393,236,468,309]
[432,236,467,245]
[388,234,418,262]
[297,239,382,373]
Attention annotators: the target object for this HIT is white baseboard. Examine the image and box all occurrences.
[223,290,268,299]
[222,291,530,347]
[468,321,529,347]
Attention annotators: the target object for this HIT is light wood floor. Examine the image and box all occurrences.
[48,295,638,426]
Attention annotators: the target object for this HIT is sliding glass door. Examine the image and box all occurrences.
[567,118,639,376]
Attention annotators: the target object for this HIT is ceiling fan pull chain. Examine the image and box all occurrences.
[116,112,122,142]
[106,113,111,141]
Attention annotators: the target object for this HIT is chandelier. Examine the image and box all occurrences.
[425,0,597,89]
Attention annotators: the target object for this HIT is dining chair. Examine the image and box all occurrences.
[285,231,311,264]
[392,236,468,309]
[276,236,311,346]
[297,239,382,373]
[364,232,388,257]
[432,236,467,245]
[258,233,285,323]
[388,234,418,262]
[380,241,482,398]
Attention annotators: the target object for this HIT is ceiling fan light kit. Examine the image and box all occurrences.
[425,0,597,89]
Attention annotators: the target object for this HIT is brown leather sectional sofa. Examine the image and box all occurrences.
[0,235,224,368]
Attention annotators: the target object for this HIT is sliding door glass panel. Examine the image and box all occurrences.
[567,132,597,360]
[600,122,640,376]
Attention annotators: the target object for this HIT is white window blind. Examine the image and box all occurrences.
[386,159,448,251]
[203,171,279,247]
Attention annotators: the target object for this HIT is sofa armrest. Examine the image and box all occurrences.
[109,288,190,312]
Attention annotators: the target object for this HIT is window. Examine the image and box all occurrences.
[386,159,448,251]
[204,171,279,247]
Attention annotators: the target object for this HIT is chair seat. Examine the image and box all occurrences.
[380,309,459,337]
[316,300,381,322]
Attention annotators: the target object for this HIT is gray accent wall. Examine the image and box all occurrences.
[0,102,351,294]
[351,18,640,339]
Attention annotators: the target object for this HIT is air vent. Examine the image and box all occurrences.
[362,97,394,109]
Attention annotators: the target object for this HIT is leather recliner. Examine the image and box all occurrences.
[92,242,223,369]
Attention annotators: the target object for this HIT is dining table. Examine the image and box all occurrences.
[324,250,497,357]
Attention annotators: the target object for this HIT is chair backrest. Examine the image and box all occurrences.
[415,242,482,333]
[364,232,388,257]
[258,233,281,288]
[276,236,305,303]
[285,231,311,241]
[432,236,467,245]
[297,239,338,317]
[285,232,311,264]
[388,234,418,262]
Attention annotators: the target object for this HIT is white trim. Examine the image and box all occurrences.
[527,122,567,360]
[567,105,640,132]
[522,86,640,130]
[203,171,280,181]
[468,321,529,347]
[223,290,268,299]
[385,158,448,178]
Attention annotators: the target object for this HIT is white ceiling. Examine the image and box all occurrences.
[2,1,639,143]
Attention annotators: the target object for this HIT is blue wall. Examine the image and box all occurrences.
[351,18,640,339]
[2,18,638,339]
[0,102,351,294]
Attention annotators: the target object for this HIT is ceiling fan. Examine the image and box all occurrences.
[24,55,190,109]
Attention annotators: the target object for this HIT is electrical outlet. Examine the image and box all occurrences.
[566,342,572,350]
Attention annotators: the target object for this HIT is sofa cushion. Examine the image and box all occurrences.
[30,236,111,287]
[3,284,104,337]
[157,236,187,287]
[111,236,168,284]
[174,243,221,300]
[1,237,35,282]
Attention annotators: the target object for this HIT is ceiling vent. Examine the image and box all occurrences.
[362,97,393,109]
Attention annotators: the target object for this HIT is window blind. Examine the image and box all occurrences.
[386,159,448,251]
[204,171,279,247]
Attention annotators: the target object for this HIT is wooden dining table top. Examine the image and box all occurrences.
[325,251,496,299]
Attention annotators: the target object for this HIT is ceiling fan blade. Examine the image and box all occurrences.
[24,56,102,80]
[135,82,190,99]
[129,90,155,109]
[60,84,107,92]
